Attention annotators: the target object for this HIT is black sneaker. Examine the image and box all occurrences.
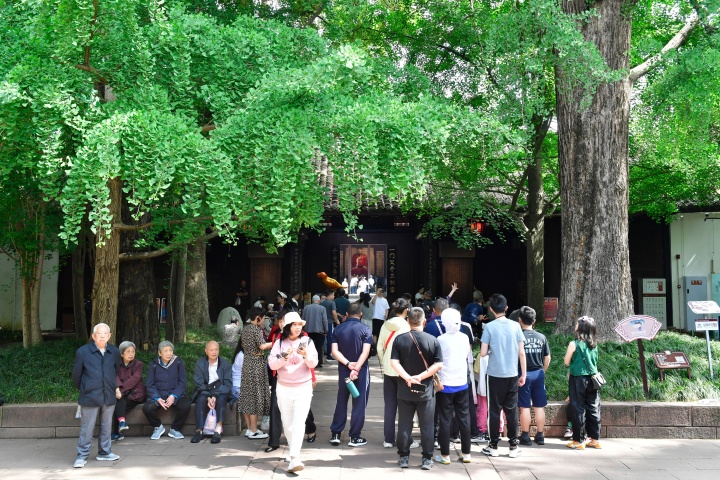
[330,433,341,445]
[398,456,410,468]
[111,433,124,441]
[519,434,532,446]
[534,432,545,445]
[348,437,367,447]
[472,432,490,444]
[191,431,203,443]
[421,458,434,470]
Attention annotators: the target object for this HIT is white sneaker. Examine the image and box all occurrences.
[96,453,120,461]
[383,441,394,448]
[168,428,184,439]
[248,430,268,440]
[244,428,253,437]
[288,458,305,473]
[482,444,499,457]
[410,440,420,449]
[150,425,165,440]
[509,446,523,458]
[73,458,86,468]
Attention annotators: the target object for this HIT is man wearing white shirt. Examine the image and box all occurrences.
[371,287,390,343]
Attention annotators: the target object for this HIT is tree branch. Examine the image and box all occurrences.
[119,229,219,262]
[629,12,700,83]
[113,216,214,231]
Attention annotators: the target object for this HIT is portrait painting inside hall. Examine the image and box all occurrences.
[339,245,386,293]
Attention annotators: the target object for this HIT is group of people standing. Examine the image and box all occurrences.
[71,288,602,473]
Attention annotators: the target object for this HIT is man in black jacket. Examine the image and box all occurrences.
[71,323,121,468]
[191,340,233,444]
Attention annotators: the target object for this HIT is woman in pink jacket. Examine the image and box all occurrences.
[268,312,318,473]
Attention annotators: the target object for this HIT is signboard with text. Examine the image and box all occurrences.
[695,318,719,331]
[543,298,558,323]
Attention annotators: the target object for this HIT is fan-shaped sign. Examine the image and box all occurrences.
[614,315,662,342]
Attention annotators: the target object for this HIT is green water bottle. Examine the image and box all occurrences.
[345,377,360,398]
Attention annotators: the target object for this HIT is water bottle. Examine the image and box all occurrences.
[345,377,360,398]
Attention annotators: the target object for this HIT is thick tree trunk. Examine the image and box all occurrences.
[72,243,88,340]
[185,239,211,329]
[555,0,635,338]
[91,177,122,334]
[117,259,158,351]
[116,201,159,351]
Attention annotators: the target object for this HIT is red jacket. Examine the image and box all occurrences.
[116,359,146,402]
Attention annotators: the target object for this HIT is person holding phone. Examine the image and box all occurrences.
[268,312,318,473]
[390,307,443,471]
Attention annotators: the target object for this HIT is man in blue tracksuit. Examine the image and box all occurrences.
[329,304,372,447]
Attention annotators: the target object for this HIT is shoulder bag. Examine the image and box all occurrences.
[409,332,444,392]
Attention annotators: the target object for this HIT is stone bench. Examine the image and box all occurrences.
[0,401,239,439]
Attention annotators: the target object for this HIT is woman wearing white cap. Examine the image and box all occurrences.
[268,311,318,473]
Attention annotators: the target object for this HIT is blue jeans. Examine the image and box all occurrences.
[77,404,114,459]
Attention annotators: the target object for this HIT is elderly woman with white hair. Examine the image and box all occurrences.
[268,311,318,473]
[142,340,191,440]
[111,341,146,440]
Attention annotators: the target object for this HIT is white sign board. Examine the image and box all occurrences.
[688,301,720,315]
[695,318,719,331]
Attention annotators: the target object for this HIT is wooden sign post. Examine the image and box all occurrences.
[614,315,662,399]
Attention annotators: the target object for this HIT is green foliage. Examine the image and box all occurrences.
[0,327,235,404]
[629,1,720,220]
[544,330,720,402]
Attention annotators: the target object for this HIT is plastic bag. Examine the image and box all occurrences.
[260,415,270,431]
[203,408,217,435]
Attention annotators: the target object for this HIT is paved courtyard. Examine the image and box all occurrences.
[1,363,720,479]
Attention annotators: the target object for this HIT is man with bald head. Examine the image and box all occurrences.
[72,323,121,468]
[191,340,233,443]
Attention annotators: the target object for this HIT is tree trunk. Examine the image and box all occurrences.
[116,201,159,351]
[555,0,635,338]
[72,242,88,341]
[524,115,551,319]
[185,239,210,329]
[167,246,188,343]
[117,259,158,351]
[91,177,122,334]
[20,248,43,347]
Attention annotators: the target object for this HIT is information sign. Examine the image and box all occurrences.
[694,318,719,331]
[543,298,558,323]
[652,351,691,382]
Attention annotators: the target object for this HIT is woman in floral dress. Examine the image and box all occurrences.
[239,306,272,439]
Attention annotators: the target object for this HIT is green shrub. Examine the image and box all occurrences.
[2,327,719,403]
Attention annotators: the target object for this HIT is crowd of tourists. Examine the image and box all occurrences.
[71,288,602,472]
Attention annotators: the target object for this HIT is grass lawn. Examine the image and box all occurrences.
[1,324,720,404]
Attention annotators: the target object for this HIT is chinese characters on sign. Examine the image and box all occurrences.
[388,247,397,295]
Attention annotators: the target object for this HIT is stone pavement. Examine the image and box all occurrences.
[1,362,720,480]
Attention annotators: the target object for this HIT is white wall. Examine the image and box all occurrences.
[669,213,720,330]
[0,252,59,331]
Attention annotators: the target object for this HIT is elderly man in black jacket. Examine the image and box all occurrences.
[71,323,121,468]
[191,340,233,443]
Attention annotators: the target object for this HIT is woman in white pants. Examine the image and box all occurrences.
[268,312,318,473]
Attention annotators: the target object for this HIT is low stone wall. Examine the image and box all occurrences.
[532,401,720,439]
[0,402,239,439]
[2,401,720,439]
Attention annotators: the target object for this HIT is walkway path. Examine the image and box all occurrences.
[1,362,719,479]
